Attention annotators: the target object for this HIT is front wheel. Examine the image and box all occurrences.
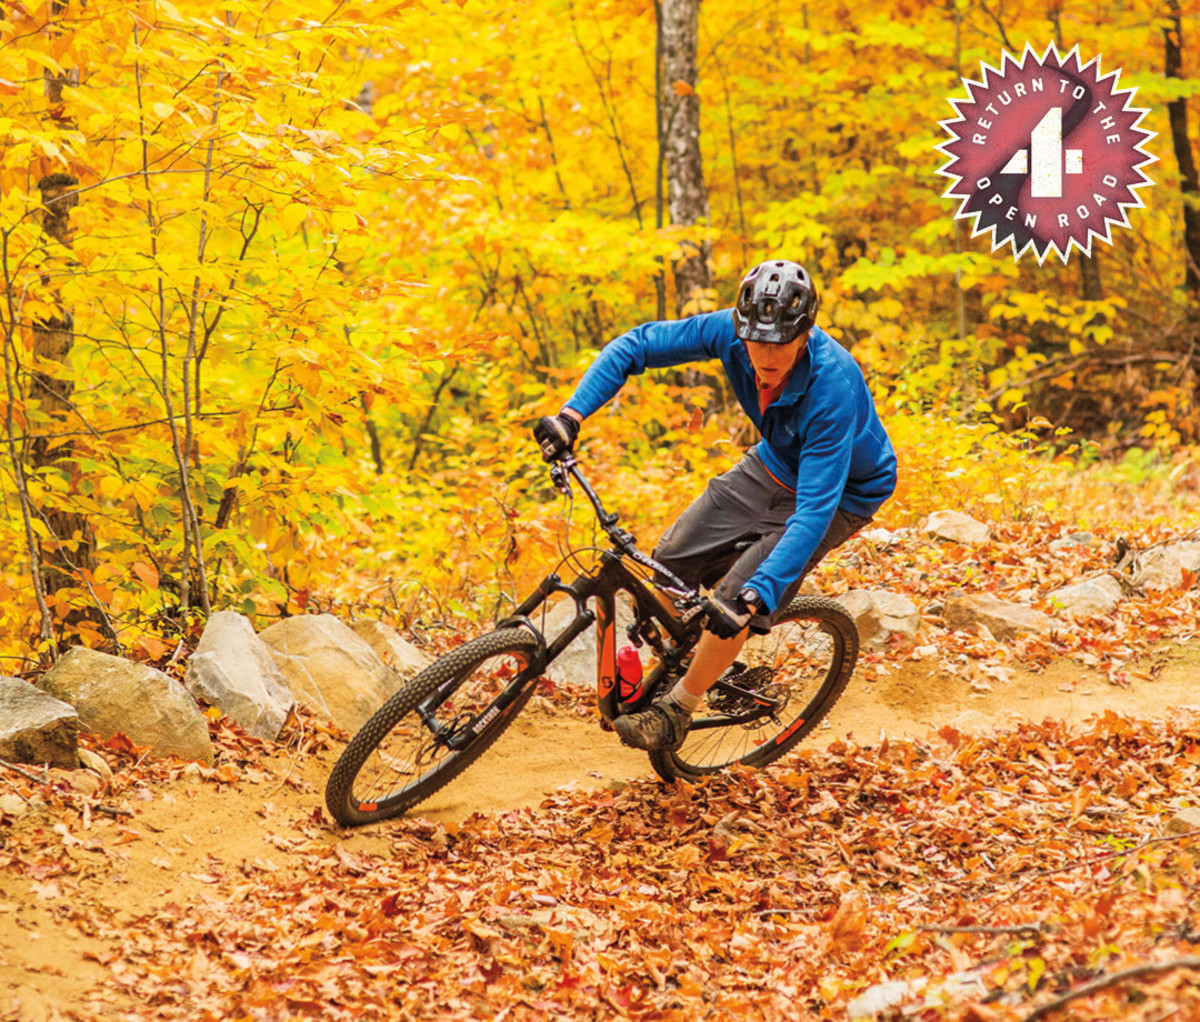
[648,595,858,782]
[325,628,541,826]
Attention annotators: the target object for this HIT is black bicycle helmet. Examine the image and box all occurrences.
[732,259,820,344]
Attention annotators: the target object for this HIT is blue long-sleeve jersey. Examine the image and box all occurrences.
[563,308,897,612]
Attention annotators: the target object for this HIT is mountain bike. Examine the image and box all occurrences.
[325,454,859,827]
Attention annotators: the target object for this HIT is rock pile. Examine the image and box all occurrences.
[2,613,428,775]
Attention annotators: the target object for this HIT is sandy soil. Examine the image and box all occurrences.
[2,643,1198,1020]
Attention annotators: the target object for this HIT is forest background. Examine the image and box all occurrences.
[1,0,1198,666]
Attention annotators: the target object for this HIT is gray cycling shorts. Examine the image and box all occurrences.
[652,447,871,631]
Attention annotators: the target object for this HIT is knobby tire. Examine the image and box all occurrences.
[647,595,858,782]
[325,628,541,826]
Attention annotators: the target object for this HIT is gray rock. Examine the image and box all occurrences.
[944,591,1054,641]
[847,980,910,1019]
[1164,807,1200,836]
[259,615,403,732]
[185,611,295,740]
[349,619,434,678]
[858,527,899,548]
[1139,541,1200,592]
[836,590,920,647]
[1048,575,1123,618]
[38,649,213,766]
[924,510,991,544]
[0,677,80,769]
[1049,531,1096,552]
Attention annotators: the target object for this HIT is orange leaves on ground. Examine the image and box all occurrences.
[31,714,1200,1018]
[7,710,1200,1019]
[827,888,868,953]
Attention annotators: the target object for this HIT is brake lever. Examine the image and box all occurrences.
[549,461,573,497]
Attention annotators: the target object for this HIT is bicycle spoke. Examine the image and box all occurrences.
[656,599,853,777]
[334,645,531,813]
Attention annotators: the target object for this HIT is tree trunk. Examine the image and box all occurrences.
[659,0,711,317]
[1080,254,1102,301]
[33,136,94,598]
[653,0,667,321]
[1165,1,1200,303]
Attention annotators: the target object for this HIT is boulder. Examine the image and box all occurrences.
[1048,575,1123,619]
[259,615,403,732]
[539,596,636,689]
[185,611,295,740]
[924,510,991,544]
[38,649,213,765]
[1049,531,1097,552]
[857,527,899,549]
[0,677,79,769]
[1139,541,1200,592]
[943,591,1054,641]
[836,590,920,647]
[349,619,434,678]
[1164,807,1200,835]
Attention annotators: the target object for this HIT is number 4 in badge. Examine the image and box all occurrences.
[1000,107,1083,199]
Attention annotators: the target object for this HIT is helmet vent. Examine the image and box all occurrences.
[733,258,819,345]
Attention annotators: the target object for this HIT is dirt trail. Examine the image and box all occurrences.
[2,644,1198,1021]
[416,642,1200,821]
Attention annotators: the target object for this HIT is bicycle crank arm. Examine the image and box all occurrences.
[688,708,777,731]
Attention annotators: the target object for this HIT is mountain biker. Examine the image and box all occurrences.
[533,259,897,752]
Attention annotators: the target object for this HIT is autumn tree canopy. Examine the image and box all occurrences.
[0,0,1197,657]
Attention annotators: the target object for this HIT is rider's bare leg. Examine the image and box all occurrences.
[651,590,750,699]
[678,627,750,699]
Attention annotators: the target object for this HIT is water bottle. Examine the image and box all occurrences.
[616,645,644,702]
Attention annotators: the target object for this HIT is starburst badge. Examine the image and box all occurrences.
[936,43,1157,263]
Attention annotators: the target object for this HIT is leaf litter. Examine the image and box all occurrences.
[3,523,1200,1020]
[3,707,1200,1020]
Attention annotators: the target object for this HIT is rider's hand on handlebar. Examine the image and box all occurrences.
[533,412,580,462]
[704,589,761,639]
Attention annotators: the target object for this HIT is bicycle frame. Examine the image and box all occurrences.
[490,455,708,725]
[416,455,790,754]
[496,551,694,724]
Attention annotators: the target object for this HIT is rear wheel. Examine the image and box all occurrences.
[648,595,857,782]
[325,628,540,826]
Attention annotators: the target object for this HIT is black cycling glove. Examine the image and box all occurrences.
[533,413,580,462]
[704,590,760,639]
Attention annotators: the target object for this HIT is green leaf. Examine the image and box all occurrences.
[884,930,917,956]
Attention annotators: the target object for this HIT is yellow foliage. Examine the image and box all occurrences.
[0,0,1193,661]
